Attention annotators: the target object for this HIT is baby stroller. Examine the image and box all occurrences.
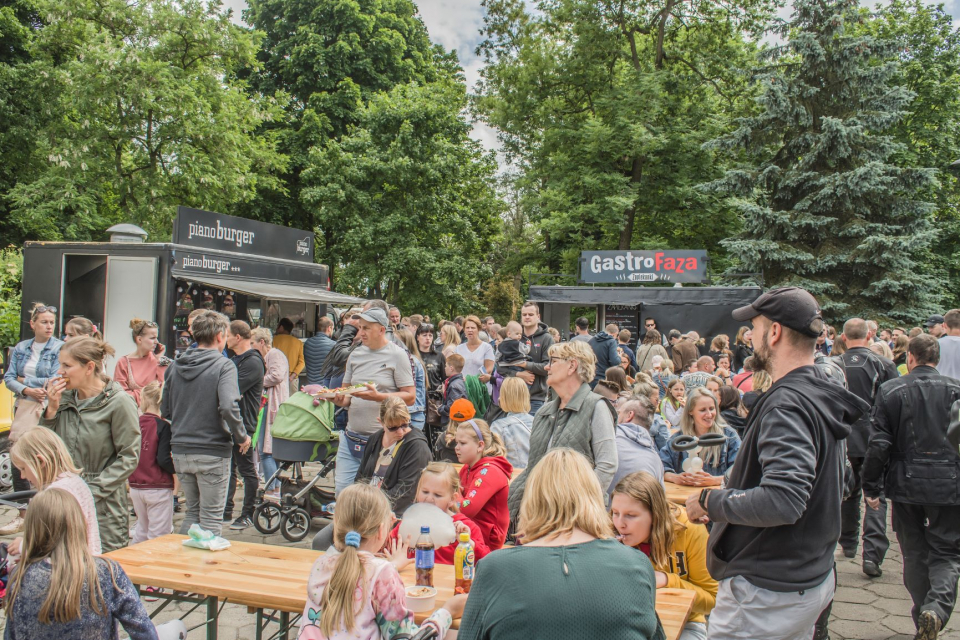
[253,392,337,542]
[0,490,35,606]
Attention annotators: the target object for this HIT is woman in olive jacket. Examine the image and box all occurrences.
[41,337,141,552]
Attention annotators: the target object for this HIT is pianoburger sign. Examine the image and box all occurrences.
[580,250,708,284]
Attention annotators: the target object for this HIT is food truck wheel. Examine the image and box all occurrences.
[280,507,312,542]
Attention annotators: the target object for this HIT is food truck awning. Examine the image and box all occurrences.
[172,273,367,306]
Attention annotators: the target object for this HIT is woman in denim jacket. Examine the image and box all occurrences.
[3,303,63,533]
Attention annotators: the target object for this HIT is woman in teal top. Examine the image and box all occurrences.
[458,448,665,640]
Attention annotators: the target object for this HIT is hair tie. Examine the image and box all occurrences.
[466,419,484,445]
[344,531,361,548]
[92,324,99,334]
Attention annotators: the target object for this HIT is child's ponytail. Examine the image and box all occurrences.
[457,419,508,459]
[319,484,392,636]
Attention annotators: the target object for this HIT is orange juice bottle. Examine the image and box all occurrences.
[454,531,475,594]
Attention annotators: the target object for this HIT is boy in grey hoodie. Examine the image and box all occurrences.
[161,311,249,536]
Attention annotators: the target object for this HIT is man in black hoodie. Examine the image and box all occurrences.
[685,287,869,640]
[588,323,620,389]
[498,301,554,416]
[161,311,250,537]
[224,320,265,530]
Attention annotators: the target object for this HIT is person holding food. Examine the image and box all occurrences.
[611,471,716,640]
[331,308,416,496]
[659,387,740,487]
[40,336,141,552]
[299,483,466,640]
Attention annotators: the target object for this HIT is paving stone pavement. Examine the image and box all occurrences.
[0,479,956,639]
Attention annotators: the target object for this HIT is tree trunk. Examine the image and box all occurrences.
[618,158,643,250]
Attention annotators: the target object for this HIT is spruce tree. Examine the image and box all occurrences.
[702,0,938,323]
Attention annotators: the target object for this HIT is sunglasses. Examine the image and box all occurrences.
[138,320,159,335]
[385,423,409,432]
[32,305,57,318]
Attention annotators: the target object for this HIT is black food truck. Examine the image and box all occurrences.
[531,250,762,344]
[20,207,365,377]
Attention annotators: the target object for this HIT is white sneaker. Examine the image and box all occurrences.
[0,516,24,535]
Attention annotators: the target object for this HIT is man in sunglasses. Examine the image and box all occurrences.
[642,317,669,347]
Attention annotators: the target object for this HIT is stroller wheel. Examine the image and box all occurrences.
[280,507,312,543]
[254,502,283,535]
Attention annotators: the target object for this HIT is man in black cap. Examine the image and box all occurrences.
[926,314,946,339]
[863,334,960,640]
[685,287,869,640]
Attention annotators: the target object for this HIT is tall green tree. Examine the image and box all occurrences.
[7,0,286,241]
[703,0,938,323]
[241,0,457,281]
[858,0,960,307]
[301,79,502,315]
[475,0,775,277]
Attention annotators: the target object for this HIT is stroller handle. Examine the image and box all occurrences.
[0,490,37,510]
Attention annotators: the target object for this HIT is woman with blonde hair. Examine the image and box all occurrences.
[490,377,534,468]
[455,418,513,550]
[395,328,427,429]
[299,483,465,640]
[114,318,169,404]
[506,341,618,528]
[636,330,669,373]
[440,323,461,358]
[659,387,740,487]
[612,472,716,640]
[251,326,290,501]
[40,337,140,552]
[455,315,495,386]
[64,317,103,341]
[4,489,182,640]
[732,327,753,372]
[459,449,664,640]
[891,334,908,367]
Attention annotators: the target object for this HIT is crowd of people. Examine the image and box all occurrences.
[1,290,960,640]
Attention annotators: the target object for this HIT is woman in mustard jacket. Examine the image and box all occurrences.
[611,471,717,640]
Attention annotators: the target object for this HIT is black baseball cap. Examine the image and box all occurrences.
[732,287,824,338]
[925,314,945,328]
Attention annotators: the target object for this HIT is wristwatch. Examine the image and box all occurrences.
[698,488,713,510]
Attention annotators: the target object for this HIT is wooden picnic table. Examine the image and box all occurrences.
[664,480,701,506]
[106,534,695,640]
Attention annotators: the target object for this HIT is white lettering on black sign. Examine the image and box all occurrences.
[187,220,256,249]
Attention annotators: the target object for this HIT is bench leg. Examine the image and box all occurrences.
[206,596,218,640]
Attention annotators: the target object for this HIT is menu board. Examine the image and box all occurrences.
[605,304,640,346]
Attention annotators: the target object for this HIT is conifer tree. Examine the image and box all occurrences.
[703,0,938,322]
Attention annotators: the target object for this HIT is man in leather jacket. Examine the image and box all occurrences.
[836,318,899,577]
[862,334,960,640]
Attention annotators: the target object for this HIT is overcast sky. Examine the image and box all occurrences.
[222,0,958,153]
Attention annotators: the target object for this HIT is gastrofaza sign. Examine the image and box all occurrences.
[580,250,708,284]
[173,206,315,264]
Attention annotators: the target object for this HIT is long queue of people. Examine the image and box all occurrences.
[2,289,960,640]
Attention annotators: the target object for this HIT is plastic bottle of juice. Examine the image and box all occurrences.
[454,531,475,594]
[415,526,435,587]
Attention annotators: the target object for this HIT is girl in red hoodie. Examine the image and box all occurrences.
[387,462,490,565]
[455,419,513,550]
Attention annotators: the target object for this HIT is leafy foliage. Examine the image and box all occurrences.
[6,0,287,241]
[0,247,23,349]
[704,0,938,323]
[302,80,502,316]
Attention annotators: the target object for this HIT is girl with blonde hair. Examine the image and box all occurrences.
[40,337,139,552]
[454,419,513,550]
[4,488,182,640]
[440,323,461,358]
[299,483,465,639]
[459,449,664,640]
[660,387,741,487]
[10,427,101,555]
[387,461,490,565]
[611,472,717,640]
[64,317,103,341]
[489,377,534,468]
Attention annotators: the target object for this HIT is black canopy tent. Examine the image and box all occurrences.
[528,285,763,344]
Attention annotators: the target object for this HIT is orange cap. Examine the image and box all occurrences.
[450,398,476,422]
